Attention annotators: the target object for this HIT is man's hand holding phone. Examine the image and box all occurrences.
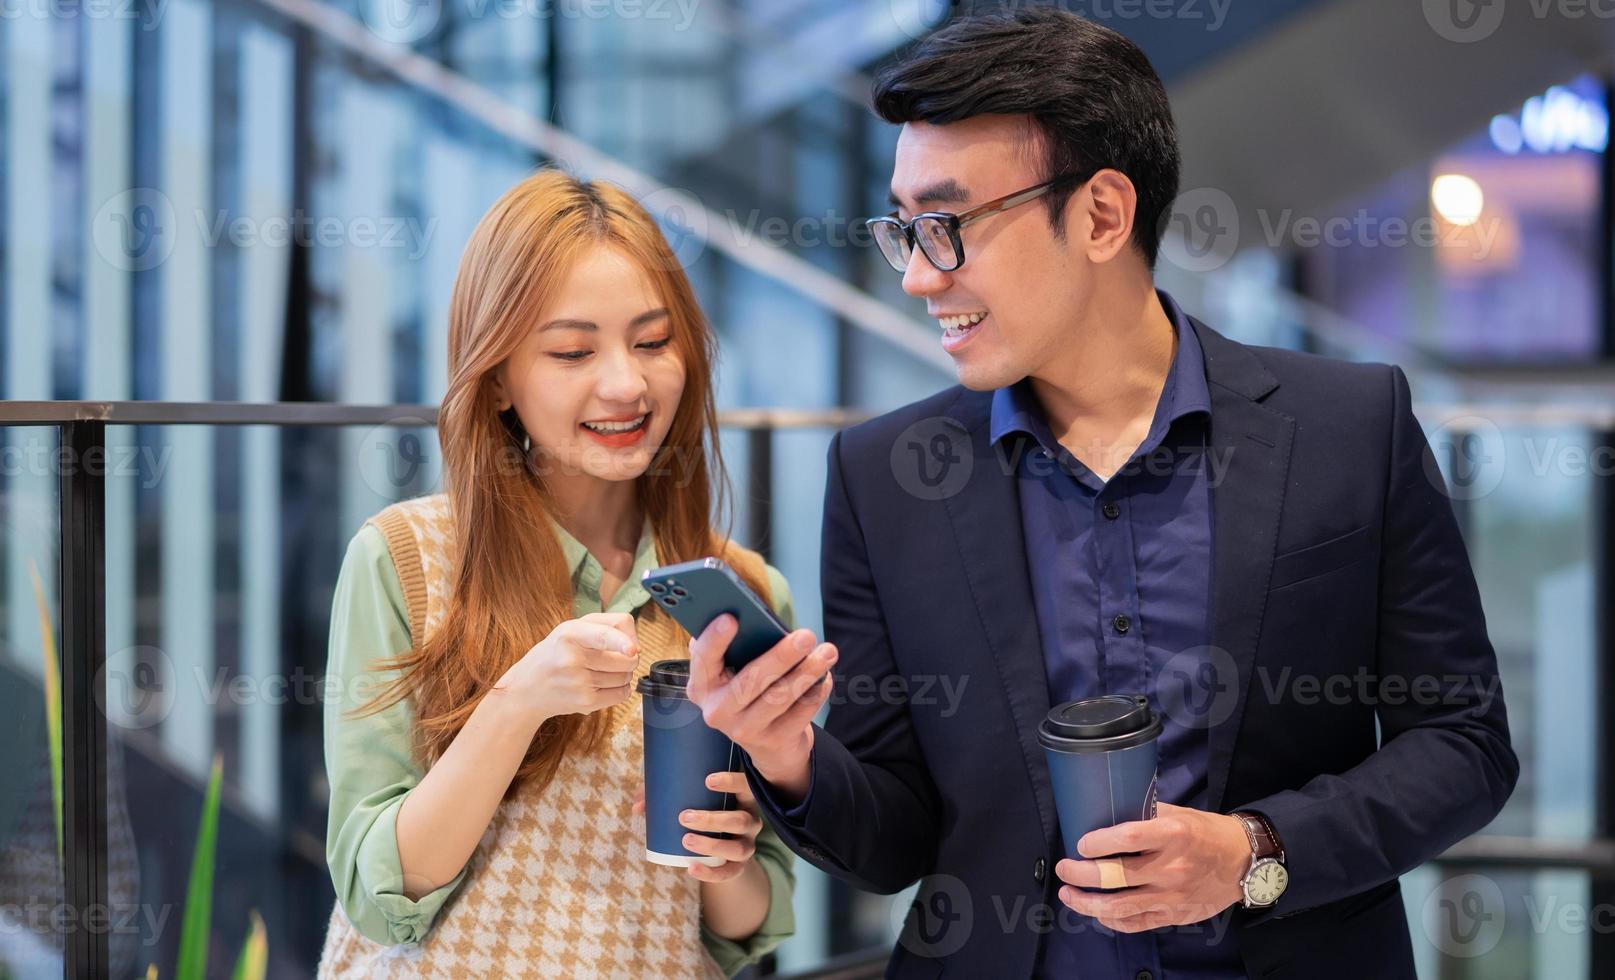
[685,615,837,806]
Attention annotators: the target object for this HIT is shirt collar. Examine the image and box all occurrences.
[550,517,661,610]
[990,288,1211,452]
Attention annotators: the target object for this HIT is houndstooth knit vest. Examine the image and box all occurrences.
[318,493,764,979]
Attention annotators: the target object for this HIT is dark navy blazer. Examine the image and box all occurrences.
[746,316,1518,979]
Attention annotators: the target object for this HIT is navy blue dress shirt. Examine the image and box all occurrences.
[991,290,1244,979]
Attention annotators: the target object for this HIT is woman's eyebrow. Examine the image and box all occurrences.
[536,308,668,333]
[538,318,595,333]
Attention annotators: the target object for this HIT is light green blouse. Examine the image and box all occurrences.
[323,518,798,976]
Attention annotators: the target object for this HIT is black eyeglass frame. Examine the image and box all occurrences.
[865,172,1091,273]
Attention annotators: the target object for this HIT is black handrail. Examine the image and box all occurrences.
[0,400,873,429]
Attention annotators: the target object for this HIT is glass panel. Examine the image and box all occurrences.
[1405,867,1594,978]
[101,422,436,977]
[0,427,65,976]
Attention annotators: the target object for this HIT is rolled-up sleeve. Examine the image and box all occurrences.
[324,525,467,946]
[699,562,800,974]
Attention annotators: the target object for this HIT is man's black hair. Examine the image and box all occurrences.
[872,7,1181,268]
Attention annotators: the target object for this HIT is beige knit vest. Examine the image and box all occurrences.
[318,493,766,979]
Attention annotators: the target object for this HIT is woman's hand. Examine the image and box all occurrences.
[496,611,640,727]
[632,771,763,882]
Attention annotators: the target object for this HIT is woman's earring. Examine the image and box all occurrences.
[522,431,531,453]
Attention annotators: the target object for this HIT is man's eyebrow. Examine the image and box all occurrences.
[888,179,972,210]
[538,308,669,333]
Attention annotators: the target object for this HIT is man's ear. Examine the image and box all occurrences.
[1077,169,1138,264]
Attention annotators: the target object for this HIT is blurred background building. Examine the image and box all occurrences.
[1,0,1612,977]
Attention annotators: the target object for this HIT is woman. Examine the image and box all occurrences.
[319,169,796,977]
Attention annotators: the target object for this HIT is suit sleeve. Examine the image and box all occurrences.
[1242,364,1520,915]
[744,429,943,894]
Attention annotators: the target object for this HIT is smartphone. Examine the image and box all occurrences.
[641,558,789,674]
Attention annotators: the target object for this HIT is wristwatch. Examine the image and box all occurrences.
[1233,811,1288,909]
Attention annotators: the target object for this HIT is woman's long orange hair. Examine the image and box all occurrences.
[361,168,764,795]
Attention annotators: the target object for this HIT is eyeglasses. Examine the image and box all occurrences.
[865,173,1089,273]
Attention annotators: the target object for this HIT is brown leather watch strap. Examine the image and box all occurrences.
[1234,811,1285,863]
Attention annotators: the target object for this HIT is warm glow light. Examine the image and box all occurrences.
[1431,174,1485,226]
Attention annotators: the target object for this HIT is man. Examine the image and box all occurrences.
[684,9,1517,978]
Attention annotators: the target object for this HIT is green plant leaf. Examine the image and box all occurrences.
[27,560,63,868]
[229,909,267,980]
[175,754,224,980]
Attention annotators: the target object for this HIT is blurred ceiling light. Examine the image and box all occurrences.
[1489,83,1609,155]
[1431,174,1485,226]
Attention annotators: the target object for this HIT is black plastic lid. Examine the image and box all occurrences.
[1037,694,1162,753]
[636,659,694,700]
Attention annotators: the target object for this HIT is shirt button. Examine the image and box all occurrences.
[1034,858,1047,884]
[1135,972,1154,980]
[1102,502,1121,520]
[1113,614,1131,635]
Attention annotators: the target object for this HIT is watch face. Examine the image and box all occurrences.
[1246,861,1289,906]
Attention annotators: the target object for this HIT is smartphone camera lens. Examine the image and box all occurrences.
[663,596,679,606]
[648,582,666,594]
[671,586,688,598]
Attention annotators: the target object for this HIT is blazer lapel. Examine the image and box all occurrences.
[940,391,1058,848]
[1192,318,1296,813]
